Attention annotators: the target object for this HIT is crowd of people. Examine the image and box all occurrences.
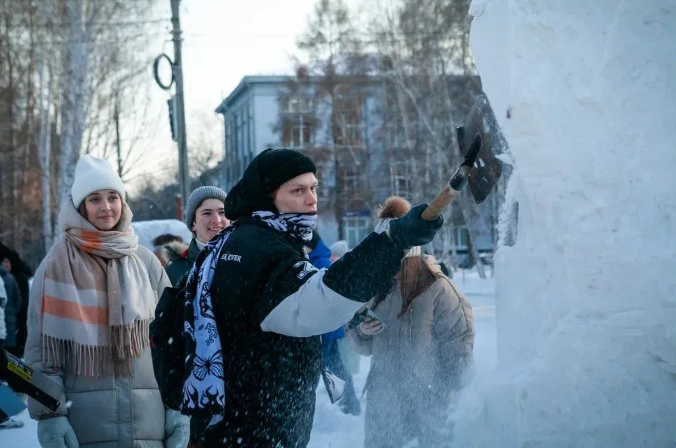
[0,149,475,448]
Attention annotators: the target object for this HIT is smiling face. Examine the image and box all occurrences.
[271,172,319,214]
[192,198,229,243]
[83,189,123,231]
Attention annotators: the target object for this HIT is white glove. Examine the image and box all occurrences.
[37,416,79,448]
[165,409,190,448]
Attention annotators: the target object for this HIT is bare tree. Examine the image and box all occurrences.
[56,0,90,212]
[291,0,494,274]
[0,0,163,266]
[56,0,163,207]
[363,0,489,276]
[0,0,43,261]
[189,111,222,183]
[295,0,374,239]
[37,54,54,252]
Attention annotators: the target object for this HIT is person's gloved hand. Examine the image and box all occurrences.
[388,203,444,251]
[165,409,190,448]
[359,319,383,336]
[37,416,79,448]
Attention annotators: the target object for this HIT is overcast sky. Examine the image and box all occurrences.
[128,0,320,191]
[179,0,320,113]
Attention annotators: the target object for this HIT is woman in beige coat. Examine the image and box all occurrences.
[25,155,189,448]
[347,255,474,448]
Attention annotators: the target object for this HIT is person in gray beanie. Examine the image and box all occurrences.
[164,186,229,286]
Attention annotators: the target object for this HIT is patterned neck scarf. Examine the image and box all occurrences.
[182,211,317,420]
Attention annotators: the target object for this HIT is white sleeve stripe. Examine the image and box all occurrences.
[260,270,365,337]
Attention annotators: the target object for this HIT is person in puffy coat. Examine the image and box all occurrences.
[347,254,475,448]
[25,155,190,448]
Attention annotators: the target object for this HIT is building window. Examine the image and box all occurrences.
[282,96,313,113]
[283,115,312,148]
[334,92,363,147]
[236,113,244,177]
[281,95,314,148]
[452,226,469,249]
[315,162,332,201]
[390,162,412,197]
[240,108,248,165]
[342,167,363,196]
[343,216,370,248]
[339,122,363,145]
[384,116,405,148]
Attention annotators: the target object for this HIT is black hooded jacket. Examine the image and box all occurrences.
[8,250,32,355]
[192,149,407,447]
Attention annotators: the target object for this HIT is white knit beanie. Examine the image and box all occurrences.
[70,155,126,207]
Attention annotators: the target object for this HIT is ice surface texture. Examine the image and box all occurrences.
[453,1,676,447]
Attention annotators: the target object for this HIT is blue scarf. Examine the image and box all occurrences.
[181,211,317,421]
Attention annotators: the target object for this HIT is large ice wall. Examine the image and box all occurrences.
[453,1,676,446]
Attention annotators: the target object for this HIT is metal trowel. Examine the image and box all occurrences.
[421,93,505,221]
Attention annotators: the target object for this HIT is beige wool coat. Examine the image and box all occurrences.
[349,276,474,389]
[26,245,171,448]
[347,276,474,447]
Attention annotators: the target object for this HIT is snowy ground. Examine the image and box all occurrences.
[3,270,496,448]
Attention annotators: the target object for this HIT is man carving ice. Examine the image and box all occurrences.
[184,148,443,447]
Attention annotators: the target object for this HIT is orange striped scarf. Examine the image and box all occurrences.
[38,202,156,377]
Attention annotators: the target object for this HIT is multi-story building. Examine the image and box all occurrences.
[215,75,495,261]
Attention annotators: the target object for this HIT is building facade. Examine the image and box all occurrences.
[215,75,495,261]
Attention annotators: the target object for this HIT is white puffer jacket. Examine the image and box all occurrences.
[26,245,172,448]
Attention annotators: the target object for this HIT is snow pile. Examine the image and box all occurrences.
[453,1,676,447]
[131,219,192,250]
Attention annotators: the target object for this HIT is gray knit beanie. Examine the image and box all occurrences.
[185,186,227,228]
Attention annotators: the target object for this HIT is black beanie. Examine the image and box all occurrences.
[224,148,317,219]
